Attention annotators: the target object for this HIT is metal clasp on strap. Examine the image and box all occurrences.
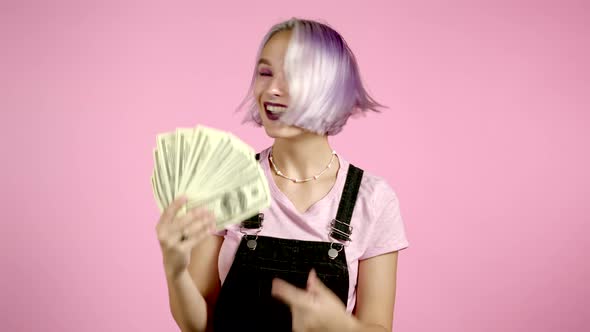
[327,218,352,259]
[240,213,264,251]
[240,213,264,230]
[328,218,353,242]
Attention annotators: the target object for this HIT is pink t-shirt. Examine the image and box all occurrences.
[216,147,409,312]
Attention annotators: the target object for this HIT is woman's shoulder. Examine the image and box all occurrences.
[256,146,272,159]
[352,165,400,205]
[345,163,409,256]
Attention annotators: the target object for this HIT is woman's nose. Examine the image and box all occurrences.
[268,75,287,96]
[270,87,282,96]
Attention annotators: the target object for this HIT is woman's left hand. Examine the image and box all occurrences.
[271,269,359,332]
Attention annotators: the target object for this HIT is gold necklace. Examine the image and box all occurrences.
[269,149,337,183]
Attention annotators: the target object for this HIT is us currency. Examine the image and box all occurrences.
[153,125,270,229]
[178,126,205,192]
[198,139,253,193]
[156,132,176,201]
[178,127,221,197]
[182,136,256,197]
[206,157,259,196]
[184,170,270,230]
[150,175,165,212]
[174,128,194,195]
[153,148,171,207]
[199,128,257,192]
[196,135,233,189]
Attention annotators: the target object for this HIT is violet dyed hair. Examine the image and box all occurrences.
[236,17,386,136]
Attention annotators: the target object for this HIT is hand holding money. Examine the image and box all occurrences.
[156,196,216,279]
[151,125,271,230]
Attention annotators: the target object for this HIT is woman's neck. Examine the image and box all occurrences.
[270,134,337,181]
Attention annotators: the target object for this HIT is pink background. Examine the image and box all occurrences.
[1,0,589,331]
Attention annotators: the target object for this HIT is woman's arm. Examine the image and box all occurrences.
[353,251,399,332]
[270,251,400,332]
[167,235,224,332]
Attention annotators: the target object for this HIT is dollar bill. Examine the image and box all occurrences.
[156,132,176,201]
[174,128,194,195]
[152,125,270,229]
[150,175,165,212]
[184,173,270,230]
[153,148,171,207]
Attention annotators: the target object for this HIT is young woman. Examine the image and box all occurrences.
[156,18,409,332]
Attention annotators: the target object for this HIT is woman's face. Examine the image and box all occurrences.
[254,30,306,139]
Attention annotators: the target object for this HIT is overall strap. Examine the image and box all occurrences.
[330,164,364,242]
[241,152,263,229]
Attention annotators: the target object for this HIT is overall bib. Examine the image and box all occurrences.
[213,153,364,331]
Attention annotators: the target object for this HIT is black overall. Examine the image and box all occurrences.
[213,153,364,331]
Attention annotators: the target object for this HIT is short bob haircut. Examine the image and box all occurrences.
[236,17,386,136]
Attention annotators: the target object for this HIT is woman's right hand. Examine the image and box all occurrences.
[156,196,216,279]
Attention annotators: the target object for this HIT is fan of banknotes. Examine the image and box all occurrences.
[151,125,271,230]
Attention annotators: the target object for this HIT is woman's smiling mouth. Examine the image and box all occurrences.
[263,101,288,120]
